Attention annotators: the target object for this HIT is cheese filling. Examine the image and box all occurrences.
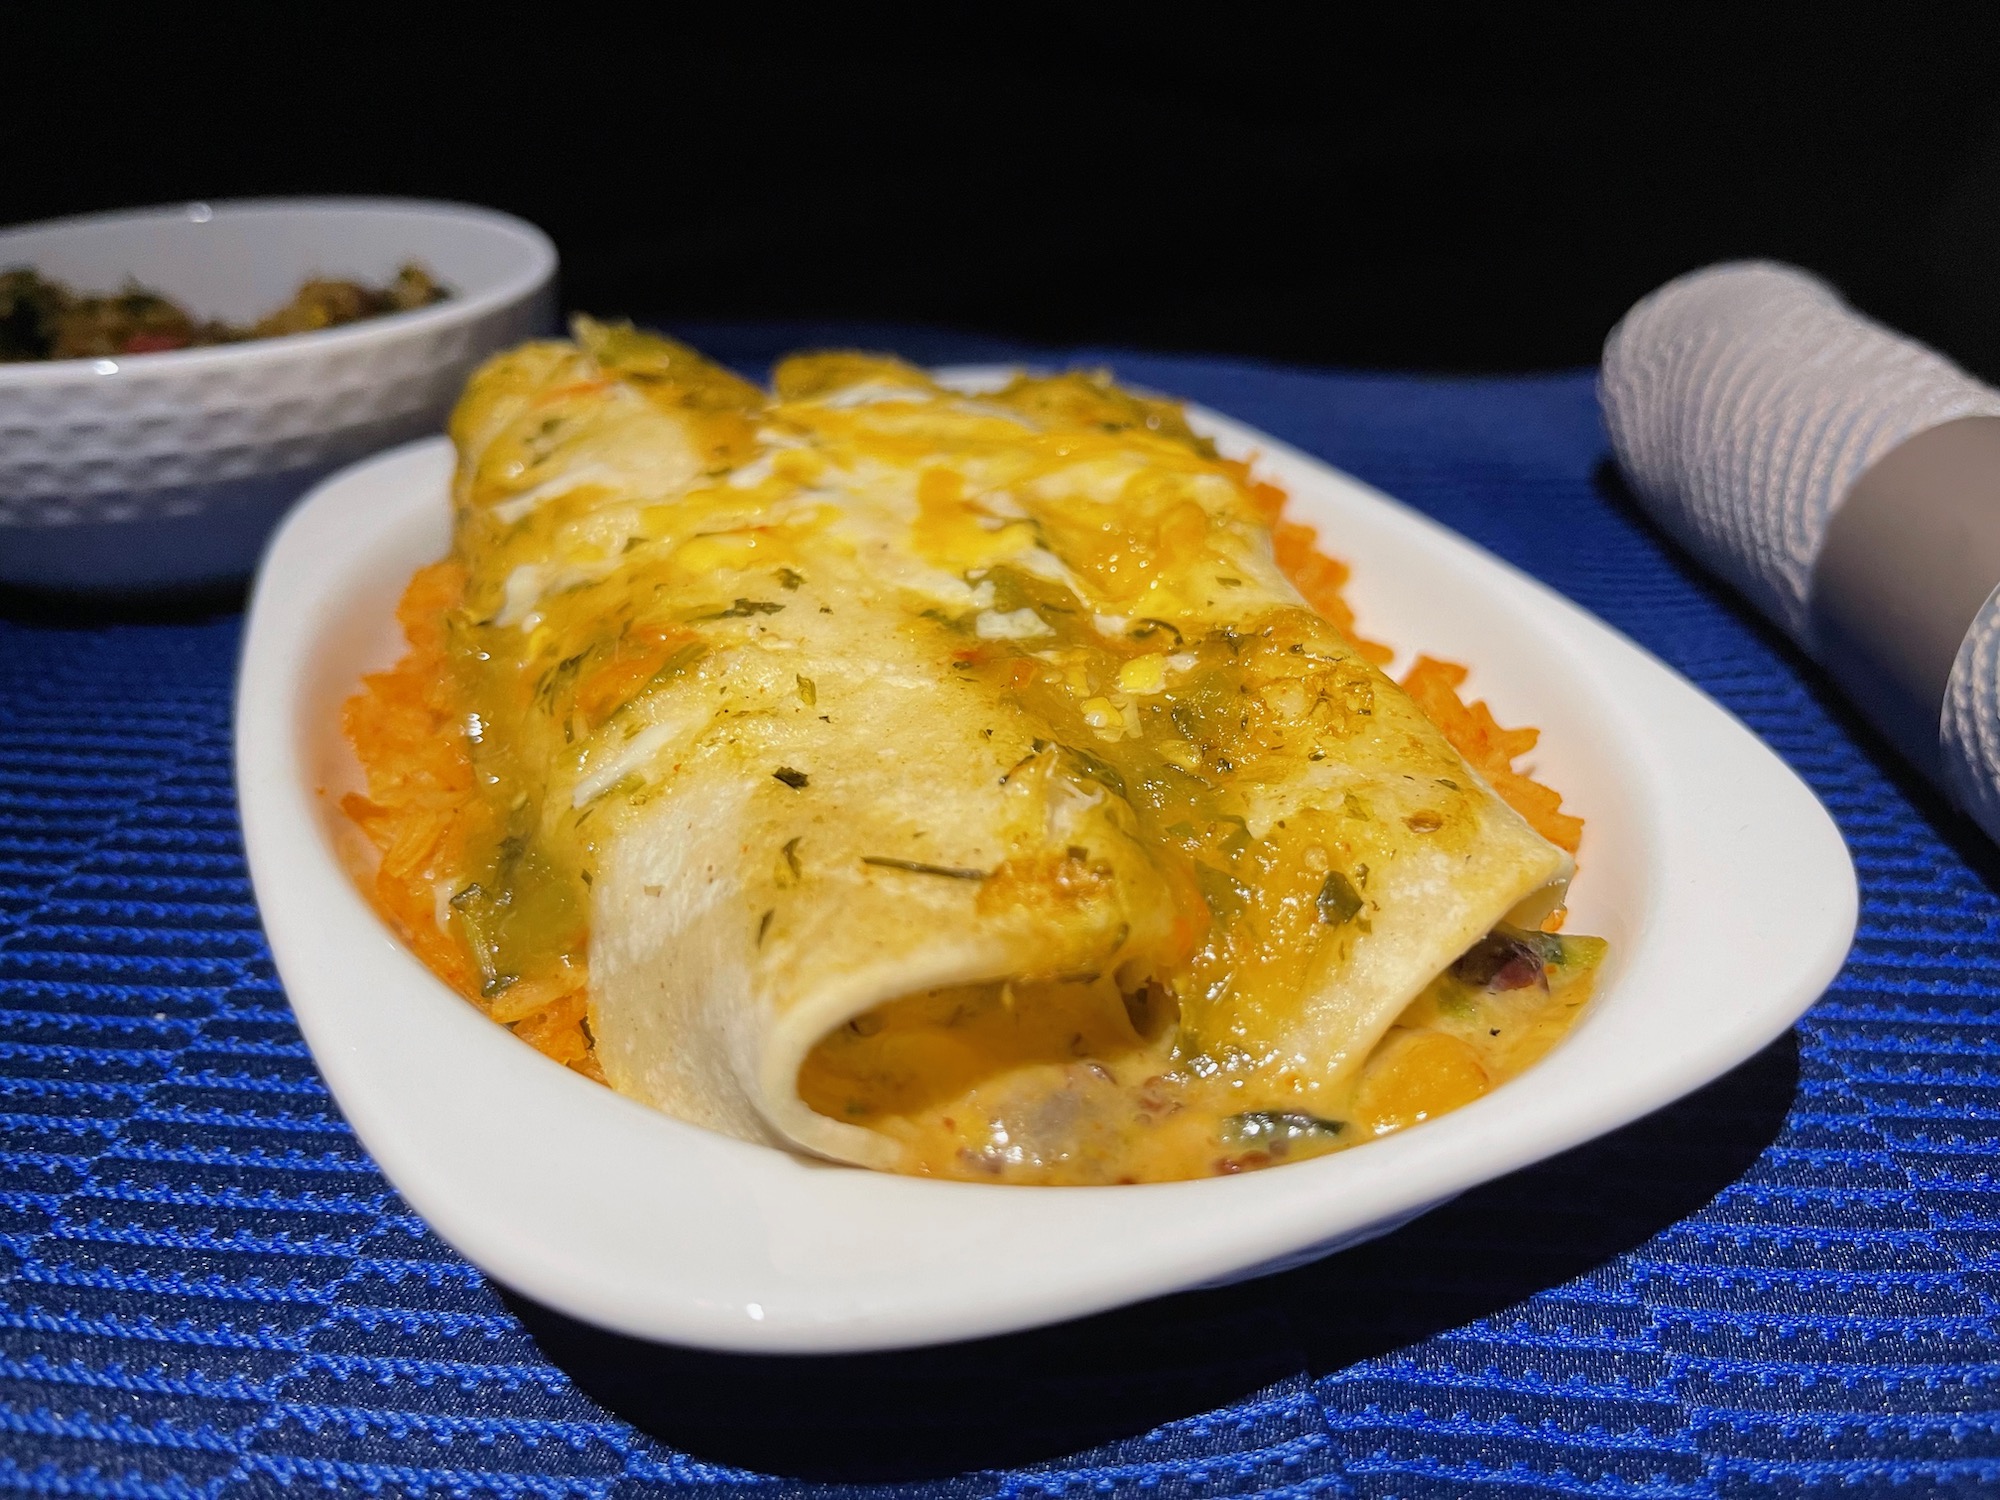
[798,925,1604,1183]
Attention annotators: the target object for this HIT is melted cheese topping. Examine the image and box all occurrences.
[345,319,1602,1184]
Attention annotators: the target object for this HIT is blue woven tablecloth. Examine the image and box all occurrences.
[4,326,1995,1498]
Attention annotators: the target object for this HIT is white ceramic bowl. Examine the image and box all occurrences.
[0,198,556,591]
[236,380,1858,1353]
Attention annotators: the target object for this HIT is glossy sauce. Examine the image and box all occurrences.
[797,926,1604,1184]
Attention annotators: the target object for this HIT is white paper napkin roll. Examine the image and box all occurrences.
[1600,261,2000,840]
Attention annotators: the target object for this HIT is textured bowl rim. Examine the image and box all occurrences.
[0,196,557,388]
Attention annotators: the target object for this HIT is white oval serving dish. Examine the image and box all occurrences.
[235,379,1856,1353]
[0,197,556,591]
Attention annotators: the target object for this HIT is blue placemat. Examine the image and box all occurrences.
[3,326,1996,1498]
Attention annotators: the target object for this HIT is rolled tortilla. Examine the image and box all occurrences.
[422,322,1575,1181]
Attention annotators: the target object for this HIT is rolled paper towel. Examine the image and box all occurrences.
[1601,261,2000,841]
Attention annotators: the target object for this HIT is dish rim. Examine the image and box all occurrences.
[235,380,1857,1353]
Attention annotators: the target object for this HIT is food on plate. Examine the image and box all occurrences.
[342,319,1605,1184]
[0,262,448,360]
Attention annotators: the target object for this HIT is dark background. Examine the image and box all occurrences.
[9,9,2000,376]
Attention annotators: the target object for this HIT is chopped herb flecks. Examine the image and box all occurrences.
[1220,1111,1344,1147]
[698,598,785,620]
[1317,870,1363,926]
[861,855,987,880]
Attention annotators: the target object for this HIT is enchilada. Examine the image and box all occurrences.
[342,321,1603,1184]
